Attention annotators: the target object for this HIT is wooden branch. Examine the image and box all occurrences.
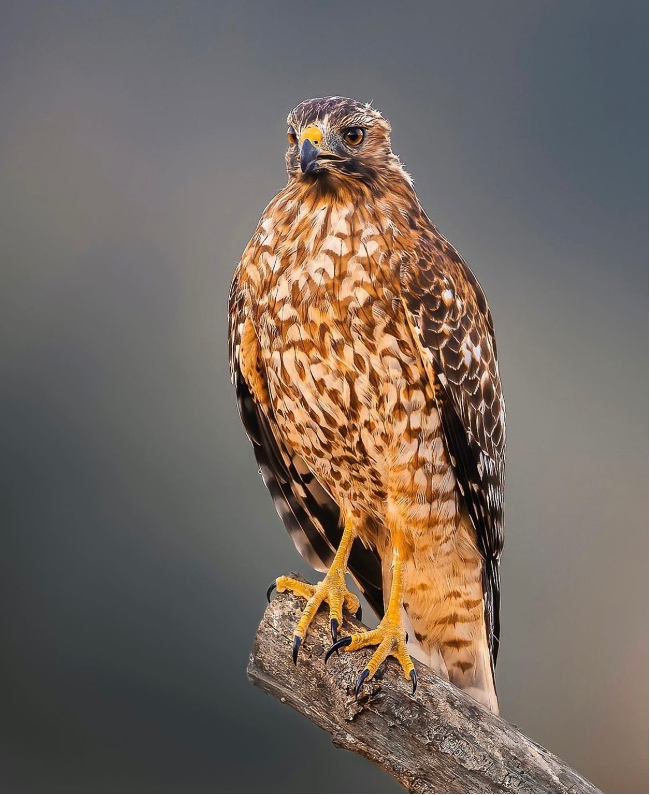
[247,580,601,794]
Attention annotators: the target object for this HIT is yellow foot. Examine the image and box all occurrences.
[269,574,361,663]
[325,618,417,696]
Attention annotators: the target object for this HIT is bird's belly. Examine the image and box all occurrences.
[259,310,454,526]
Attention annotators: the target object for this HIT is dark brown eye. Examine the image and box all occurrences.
[343,127,364,146]
[287,127,298,145]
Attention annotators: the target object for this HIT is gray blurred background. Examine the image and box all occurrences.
[0,1,647,792]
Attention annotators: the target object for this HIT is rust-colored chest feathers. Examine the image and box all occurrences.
[236,189,449,530]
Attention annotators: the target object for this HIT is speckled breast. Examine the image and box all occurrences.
[243,196,448,523]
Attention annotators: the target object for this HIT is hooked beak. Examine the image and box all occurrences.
[299,124,344,174]
[300,139,345,174]
[300,139,320,173]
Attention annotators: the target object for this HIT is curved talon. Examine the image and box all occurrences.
[355,668,370,698]
[410,668,417,694]
[292,635,302,665]
[325,635,351,663]
[354,605,363,621]
[330,618,339,646]
[271,571,359,659]
[266,581,277,603]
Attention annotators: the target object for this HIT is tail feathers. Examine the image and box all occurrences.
[401,606,499,714]
[381,550,498,713]
[402,607,450,677]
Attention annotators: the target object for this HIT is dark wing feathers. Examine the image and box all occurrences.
[433,382,502,666]
[234,367,337,570]
[229,286,384,617]
[400,240,505,667]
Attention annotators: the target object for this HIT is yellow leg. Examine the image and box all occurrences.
[326,546,417,695]
[272,519,360,662]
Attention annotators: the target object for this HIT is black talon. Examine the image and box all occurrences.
[266,581,277,603]
[355,668,370,698]
[330,618,338,645]
[410,669,418,694]
[292,635,302,665]
[354,605,363,621]
[405,632,409,643]
[324,635,351,663]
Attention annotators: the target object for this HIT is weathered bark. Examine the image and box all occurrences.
[247,582,601,794]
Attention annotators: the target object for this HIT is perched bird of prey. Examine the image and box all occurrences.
[229,96,505,713]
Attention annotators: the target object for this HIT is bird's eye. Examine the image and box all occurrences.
[287,127,298,145]
[343,127,365,146]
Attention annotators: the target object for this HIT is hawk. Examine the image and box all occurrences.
[229,97,505,713]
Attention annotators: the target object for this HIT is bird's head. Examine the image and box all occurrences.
[285,96,406,190]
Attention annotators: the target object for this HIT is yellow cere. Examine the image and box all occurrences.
[299,124,323,147]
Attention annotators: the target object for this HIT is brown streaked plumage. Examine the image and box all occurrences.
[229,96,505,712]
